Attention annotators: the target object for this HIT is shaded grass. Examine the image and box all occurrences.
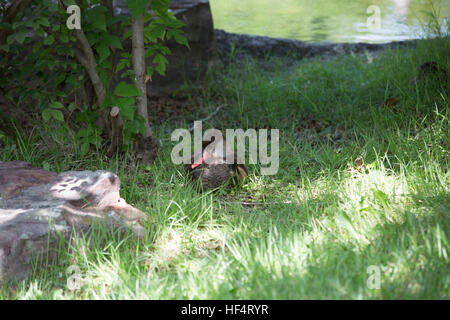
[0,37,449,299]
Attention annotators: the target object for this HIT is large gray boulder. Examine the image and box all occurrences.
[0,161,147,285]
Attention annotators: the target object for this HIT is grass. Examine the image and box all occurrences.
[0,35,449,299]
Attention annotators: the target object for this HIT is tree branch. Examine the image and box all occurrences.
[73,29,106,107]
[189,105,224,131]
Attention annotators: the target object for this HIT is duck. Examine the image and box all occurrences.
[184,135,247,190]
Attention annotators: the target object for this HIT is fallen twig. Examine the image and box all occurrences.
[189,104,224,131]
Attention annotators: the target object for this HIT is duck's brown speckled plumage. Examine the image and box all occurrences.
[184,136,247,190]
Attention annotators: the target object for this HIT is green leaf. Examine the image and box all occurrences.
[38,17,50,27]
[372,189,389,207]
[130,120,141,134]
[126,0,148,20]
[76,127,87,138]
[117,97,135,108]
[86,6,107,31]
[153,53,168,65]
[50,101,64,109]
[146,66,154,78]
[48,1,58,12]
[43,35,54,45]
[114,82,142,97]
[7,34,15,45]
[0,22,11,30]
[97,65,108,87]
[123,31,132,40]
[134,116,147,135]
[174,33,189,48]
[62,0,77,6]
[335,211,358,237]
[36,26,45,37]
[42,108,52,122]
[145,46,157,58]
[75,113,87,124]
[101,92,114,109]
[153,53,168,75]
[60,33,69,43]
[167,29,189,47]
[104,34,123,49]
[66,74,77,86]
[95,43,110,62]
[143,12,152,23]
[15,31,26,44]
[51,109,64,121]
[99,58,112,70]
[108,16,126,27]
[80,142,90,156]
[146,24,165,41]
[86,32,99,46]
[116,61,126,73]
[165,16,185,28]
[12,21,24,30]
[118,102,135,120]
[151,0,170,15]
[155,63,165,76]
[42,161,51,171]
[54,73,66,86]
[0,44,9,52]
[120,70,134,79]
[158,45,171,55]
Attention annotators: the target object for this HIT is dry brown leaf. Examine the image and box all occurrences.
[348,156,365,173]
[354,155,364,170]
[384,97,400,109]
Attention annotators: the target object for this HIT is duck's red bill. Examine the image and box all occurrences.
[191,152,210,169]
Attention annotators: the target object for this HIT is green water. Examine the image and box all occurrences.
[210,0,450,43]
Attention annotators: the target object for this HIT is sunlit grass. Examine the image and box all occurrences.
[0,36,449,299]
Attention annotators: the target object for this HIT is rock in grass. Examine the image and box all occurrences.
[0,161,147,285]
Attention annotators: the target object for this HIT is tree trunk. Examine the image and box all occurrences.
[131,13,150,137]
[131,9,157,165]
[73,29,106,108]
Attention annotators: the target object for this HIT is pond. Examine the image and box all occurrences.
[210,0,449,43]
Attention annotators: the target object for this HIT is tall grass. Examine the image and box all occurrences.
[0,34,448,299]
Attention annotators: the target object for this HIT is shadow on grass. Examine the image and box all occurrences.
[208,191,449,299]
